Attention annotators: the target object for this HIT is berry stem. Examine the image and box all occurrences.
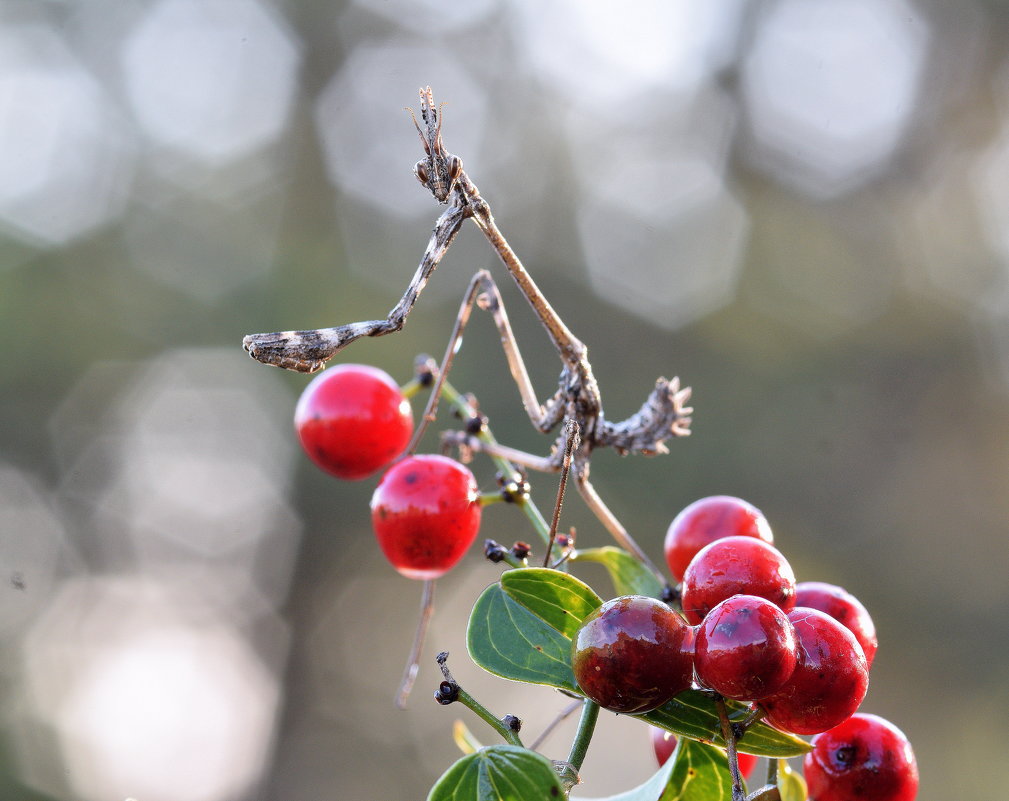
[394,578,436,709]
[715,695,747,801]
[767,759,779,787]
[565,698,600,772]
[435,652,524,747]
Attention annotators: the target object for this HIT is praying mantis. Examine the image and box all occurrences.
[243,86,692,584]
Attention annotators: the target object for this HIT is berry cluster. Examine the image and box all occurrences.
[570,495,916,801]
[294,369,918,801]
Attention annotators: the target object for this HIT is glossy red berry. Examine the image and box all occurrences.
[760,608,869,735]
[571,595,693,714]
[664,496,774,582]
[694,595,797,701]
[805,714,918,801]
[796,581,878,669]
[650,728,759,779]
[370,454,481,580]
[294,363,413,480]
[680,536,796,625]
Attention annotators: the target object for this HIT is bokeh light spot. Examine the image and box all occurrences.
[122,0,300,165]
[741,0,929,198]
[0,24,133,246]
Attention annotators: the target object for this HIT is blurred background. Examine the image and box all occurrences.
[0,0,1004,798]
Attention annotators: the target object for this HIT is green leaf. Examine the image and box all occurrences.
[499,568,603,638]
[643,695,810,759]
[660,739,736,801]
[777,759,807,801]
[575,740,733,801]
[427,745,566,801]
[467,582,579,692]
[572,547,665,598]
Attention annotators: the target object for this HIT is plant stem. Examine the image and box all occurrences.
[716,695,747,801]
[566,699,599,772]
[394,578,436,709]
[455,686,523,746]
[436,652,523,747]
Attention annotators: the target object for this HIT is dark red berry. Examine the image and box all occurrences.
[571,596,693,714]
[664,496,774,582]
[796,581,878,669]
[650,728,759,779]
[694,595,798,701]
[294,363,413,480]
[680,536,796,625]
[370,455,481,579]
[805,714,918,801]
[760,608,869,735]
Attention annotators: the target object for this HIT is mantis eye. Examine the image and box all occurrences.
[448,155,463,182]
[415,161,429,186]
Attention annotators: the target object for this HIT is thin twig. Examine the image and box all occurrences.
[544,419,580,567]
[529,698,585,751]
[395,578,436,709]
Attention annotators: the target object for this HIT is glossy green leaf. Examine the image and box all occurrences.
[573,546,664,598]
[427,745,566,801]
[660,739,736,801]
[467,582,578,692]
[499,568,602,638]
[778,759,807,801]
[643,695,811,758]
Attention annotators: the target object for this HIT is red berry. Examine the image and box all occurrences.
[370,455,481,579]
[571,596,693,714]
[805,714,918,801]
[650,728,759,779]
[651,727,678,766]
[664,496,774,582]
[295,364,413,480]
[760,608,869,735]
[796,581,878,669]
[680,536,796,625]
[694,595,797,701]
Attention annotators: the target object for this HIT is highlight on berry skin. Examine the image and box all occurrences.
[294,363,413,480]
[370,454,482,580]
[760,607,869,736]
[795,580,878,668]
[571,595,694,714]
[664,495,774,583]
[694,594,798,701]
[804,713,918,801]
[680,535,797,625]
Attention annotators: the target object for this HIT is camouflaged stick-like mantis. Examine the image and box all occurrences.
[243,87,693,582]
